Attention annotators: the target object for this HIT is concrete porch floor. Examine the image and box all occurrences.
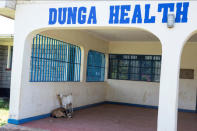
[19,104,197,131]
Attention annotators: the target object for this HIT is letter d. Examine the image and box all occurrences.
[49,8,57,25]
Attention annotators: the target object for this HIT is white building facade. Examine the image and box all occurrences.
[3,1,197,131]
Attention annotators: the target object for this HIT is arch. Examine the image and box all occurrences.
[177,29,197,58]
[25,26,163,105]
[177,30,197,131]
[24,26,163,82]
[10,26,164,131]
[26,25,163,44]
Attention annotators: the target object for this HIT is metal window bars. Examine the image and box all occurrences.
[30,34,81,82]
[86,50,105,82]
[108,54,161,82]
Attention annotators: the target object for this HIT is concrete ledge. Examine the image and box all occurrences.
[1,123,48,131]
[8,101,196,125]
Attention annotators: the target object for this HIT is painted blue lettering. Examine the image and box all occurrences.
[109,6,120,24]
[78,7,87,24]
[88,6,97,24]
[144,4,155,23]
[49,8,57,25]
[158,3,174,23]
[67,7,77,24]
[58,8,67,24]
[120,5,131,24]
[132,5,142,23]
[175,2,189,23]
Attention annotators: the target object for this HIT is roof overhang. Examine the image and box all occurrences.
[0,0,16,19]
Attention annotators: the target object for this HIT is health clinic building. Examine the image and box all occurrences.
[1,0,197,131]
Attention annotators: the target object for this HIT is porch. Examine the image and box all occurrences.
[4,104,197,131]
[8,26,197,131]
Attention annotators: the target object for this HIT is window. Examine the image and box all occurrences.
[30,34,81,82]
[86,50,105,82]
[108,54,161,82]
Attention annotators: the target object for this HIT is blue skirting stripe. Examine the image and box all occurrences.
[8,101,196,125]
[178,108,196,113]
[105,101,196,113]
[105,101,158,109]
[8,113,50,125]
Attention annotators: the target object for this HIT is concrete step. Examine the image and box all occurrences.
[0,124,49,131]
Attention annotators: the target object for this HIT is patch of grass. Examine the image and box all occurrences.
[0,99,9,127]
[0,108,9,126]
[0,99,9,109]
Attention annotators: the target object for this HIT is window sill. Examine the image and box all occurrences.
[86,81,105,82]
[107,79,160,83]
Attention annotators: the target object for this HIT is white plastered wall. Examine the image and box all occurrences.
[9,29,109,119]
[106,41,197,110]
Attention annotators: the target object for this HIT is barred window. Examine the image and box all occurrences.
[108,54,161,82]
[30,34,81,82]
[86,50,105,82]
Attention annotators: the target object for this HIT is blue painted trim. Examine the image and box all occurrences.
[105,101,196,113]
[105,101,158,109]
[178,109,196,113]
[8,113,50,125]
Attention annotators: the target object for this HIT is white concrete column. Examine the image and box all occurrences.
[9,32,32,120]
[157,39,184,131]
[6,45,12,69]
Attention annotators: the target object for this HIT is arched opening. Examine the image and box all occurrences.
[178,32,197,131]
[11,27,163,130]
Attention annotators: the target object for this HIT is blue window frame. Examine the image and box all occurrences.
[30,34,81,82]
[86,50,105,82]
[108,54,161,82]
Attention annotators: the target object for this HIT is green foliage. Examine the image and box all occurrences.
[0,99,9,127]
[0,99,9,109]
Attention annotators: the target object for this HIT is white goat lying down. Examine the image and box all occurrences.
[51,93,73,118]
